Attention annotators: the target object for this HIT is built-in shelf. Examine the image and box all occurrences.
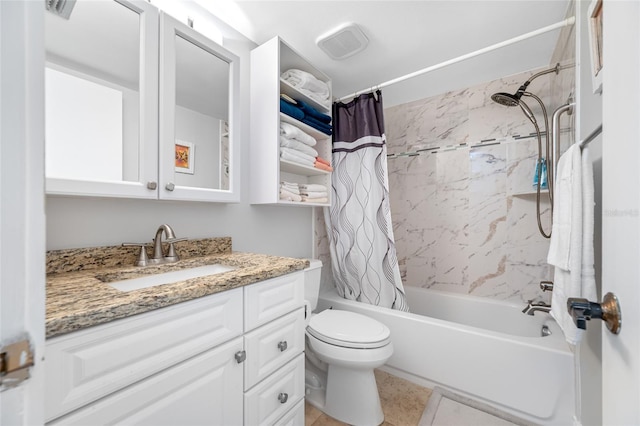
[279,79,330,113]
[249,36,332,207]
[279,113,329,141]
[280,159,330,176]
[510,189,546,196]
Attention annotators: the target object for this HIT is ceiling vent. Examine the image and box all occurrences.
[316,23,369,60]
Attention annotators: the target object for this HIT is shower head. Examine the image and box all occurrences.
[491,92,521,107]
[490,63,563,108]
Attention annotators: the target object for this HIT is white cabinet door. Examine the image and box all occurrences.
[46,288,243,421]
[158,12,241,203]
[244,272,304,331]
[244,354,305,426]
[274,399,305,426]
[44,0,159,199]
[48,337,244,426]
[244,308,305,390]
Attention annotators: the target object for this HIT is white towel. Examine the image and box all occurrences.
[299,183,327,192]
[280,181,299,188]
[580,147,596,304]
[280,147,316,165]
[296,88,332,109]
[547,145,597,345]
[280,182,300,194]
[280,187,302,202]
[280,136,319,157]
[280,122,317,147]
[301,197,328,204]
[281,69,330,101]
[300,190,328,199]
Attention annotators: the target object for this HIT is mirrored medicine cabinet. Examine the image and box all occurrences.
[44,0,240,202]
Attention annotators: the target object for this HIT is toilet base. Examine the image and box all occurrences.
[323,364,384,426]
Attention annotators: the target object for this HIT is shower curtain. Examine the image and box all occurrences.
[325,90,409,311]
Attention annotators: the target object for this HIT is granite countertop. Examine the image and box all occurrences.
[46,237,308,338]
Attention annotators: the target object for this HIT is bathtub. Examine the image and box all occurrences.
[317,286,575,425]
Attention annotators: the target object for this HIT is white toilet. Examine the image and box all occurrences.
[304,259,393,426]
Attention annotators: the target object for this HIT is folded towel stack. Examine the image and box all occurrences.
[280,97,332,136]
[279,182,329,204]
[299,183,329,203]
[280,181,301,202]
[281,69,330,108]
[280,122,324,169]
[280,147,315,167]
[280,122,316,146]
[314,156,333,172]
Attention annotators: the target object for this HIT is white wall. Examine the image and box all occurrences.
[46,5,314,259]
[174,105,220,189]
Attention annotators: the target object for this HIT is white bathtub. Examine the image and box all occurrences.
[317,286,575,425]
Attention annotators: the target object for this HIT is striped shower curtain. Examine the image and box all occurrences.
[324,91,409,311]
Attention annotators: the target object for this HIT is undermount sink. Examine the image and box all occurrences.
[103,264,236,292]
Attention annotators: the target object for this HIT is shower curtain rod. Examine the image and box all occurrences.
[336,16,576,103]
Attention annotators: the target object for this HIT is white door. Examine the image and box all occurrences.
[601,1,640,424]
[0,1,46,424]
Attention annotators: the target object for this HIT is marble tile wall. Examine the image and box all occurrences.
[316,26,575,305]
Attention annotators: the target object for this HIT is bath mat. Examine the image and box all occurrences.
[418,387,535,426]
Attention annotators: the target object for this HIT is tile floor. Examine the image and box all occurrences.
[304,369,433,426]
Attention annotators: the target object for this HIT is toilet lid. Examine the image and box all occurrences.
[307,310,391,349]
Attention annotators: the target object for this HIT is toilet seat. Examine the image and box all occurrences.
[307,309,391,349]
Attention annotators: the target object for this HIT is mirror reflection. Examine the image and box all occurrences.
[45,0,234,193]
[45,0,140,182]
[173,34,230,190]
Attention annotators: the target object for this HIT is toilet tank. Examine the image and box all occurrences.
[304,259,323,311]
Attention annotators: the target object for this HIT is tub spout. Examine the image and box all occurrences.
[522,300,552,316]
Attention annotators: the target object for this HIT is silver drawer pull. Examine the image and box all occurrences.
[277,341,288,352]
[278,392,288,404]
[234,350,246,364]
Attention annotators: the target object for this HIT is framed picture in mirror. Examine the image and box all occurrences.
[175,140,195,174]
[588,0,603,93]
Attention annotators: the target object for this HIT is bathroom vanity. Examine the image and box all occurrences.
[44,238,308,425]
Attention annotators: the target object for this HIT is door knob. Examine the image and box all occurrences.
[567,292,621,335]
[165,182,175,191]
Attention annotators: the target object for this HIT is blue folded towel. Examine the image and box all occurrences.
[302,116,332,135]
[296,100,332,124]
[280,99,305,121]
[280,98,332,135]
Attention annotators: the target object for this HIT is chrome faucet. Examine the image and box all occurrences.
[150,224,186,264]
[122,224,187,267]
[522,300,552,316]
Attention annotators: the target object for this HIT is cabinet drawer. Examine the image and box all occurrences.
[244,354,305,426]
[244,308,305,390]
[274,399,305,426]
[45,288,243,421]
[48,337,244,426]
[244,272,304,331]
